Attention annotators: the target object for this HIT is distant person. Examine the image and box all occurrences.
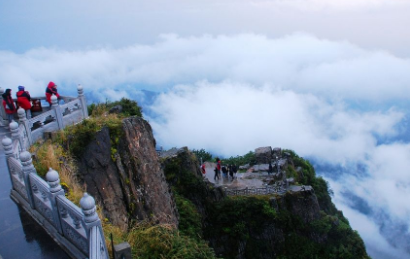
[16,85,32,118]
[201,163,206,175]
[268,162,273,176]
[229,164,234,180]
[232,164,238,178]
[45,81,60,106]
[214,158,221,181]
[2,88,16,124]
[222,165,228,178]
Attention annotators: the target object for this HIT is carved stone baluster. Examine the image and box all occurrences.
[32,183,39,195]
[51,95,64,130]
[46,168,64,233]
[60,206,68,219]
[2,137,16,187]
[20,151,37,208]
[17,107,33,146]
[80,192,108,258]
[77,84,88,118]
[80,193,99,223]
[72,214,81,229]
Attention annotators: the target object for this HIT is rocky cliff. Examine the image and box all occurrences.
[70,111,368,258]
[76,116,178,230]
[161,147,369,259]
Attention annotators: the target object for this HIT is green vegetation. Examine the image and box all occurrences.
[164,148,370,259]
[88,98,143,118]
[61,98,143,157]
[192,148,213,162]
[127,223,217,259]
[222,151,256,167]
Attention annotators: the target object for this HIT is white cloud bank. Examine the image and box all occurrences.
[1,33,410,258]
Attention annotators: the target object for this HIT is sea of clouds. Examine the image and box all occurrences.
[1,33,410,258]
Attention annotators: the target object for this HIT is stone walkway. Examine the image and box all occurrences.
[0,125,69,259]
[203,163,311,194]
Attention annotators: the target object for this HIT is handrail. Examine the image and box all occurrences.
[1,85,108,259]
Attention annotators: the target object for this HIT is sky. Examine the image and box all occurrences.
[1,1,410,258]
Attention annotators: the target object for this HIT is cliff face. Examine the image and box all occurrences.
[76,116,178,230]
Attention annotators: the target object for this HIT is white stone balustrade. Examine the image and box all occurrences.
[0,85,107,259]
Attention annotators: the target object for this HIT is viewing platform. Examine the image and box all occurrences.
[0,86,109,259]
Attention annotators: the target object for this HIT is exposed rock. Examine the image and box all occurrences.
[255,146,272,164]
[272,147,282,158]
[117,117,178,226]
[76,116,178,230]
[109,105,123,114]
[239,164,250,170]
[77,127,129,230]
[273,188,321,224]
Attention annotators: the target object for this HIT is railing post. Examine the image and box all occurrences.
[2,137,15,185]
[20,151,36,209]
[46,168,65,234]
[0,87,7,126]
[9,121,20,146]
[51,95,64,130]
[80,193,109,259]
[17,107,32,147]
[77,84,88,119]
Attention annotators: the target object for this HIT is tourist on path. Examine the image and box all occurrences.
[214,158,221,181]
[229,164,234,180]
[16,86,32,118]
[222,165,228,178]
[45,81,60,106]
[2,88,16,124]
[201,163,206,175]
[232,164,238,178]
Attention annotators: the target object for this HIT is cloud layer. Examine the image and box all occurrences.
[1,33,410,258]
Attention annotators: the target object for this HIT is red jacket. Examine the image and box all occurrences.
[45,81,60,104]
[16,90,32,110]
[2,94,16,114]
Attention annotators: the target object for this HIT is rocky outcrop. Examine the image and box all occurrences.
[160,147,225,210]
[76,116,178,230]
[77,127,129,230]
[255,146,272,164]
[271,188,321,224]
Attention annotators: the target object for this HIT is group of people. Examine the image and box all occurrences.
[212,158,238,181]
[2,81,60,123]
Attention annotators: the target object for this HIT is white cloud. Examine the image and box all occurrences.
[1,33,410,258]
[1,33,410,103]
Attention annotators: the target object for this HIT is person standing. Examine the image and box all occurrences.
[268,162,273,177]
[232,164,238,179]
[214,158,221,181]
[228,164,234,180]
[222,165,228,178]
[2,88,16,124]
[45,81,60,106]
[201,163,206,175]
[16,85,32,118]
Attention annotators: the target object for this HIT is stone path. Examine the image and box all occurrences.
[203,163,310,195]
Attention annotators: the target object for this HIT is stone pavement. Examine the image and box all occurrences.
[0,125,69,259]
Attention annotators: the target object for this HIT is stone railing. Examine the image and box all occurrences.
[224,183,287,196]
[1,85,109,259]
[0,85,88,144]
[2,135,108,259]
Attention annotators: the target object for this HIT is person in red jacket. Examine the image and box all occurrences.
[45,81,60,105]
[16,85,32,118]
[2,88,16,123]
